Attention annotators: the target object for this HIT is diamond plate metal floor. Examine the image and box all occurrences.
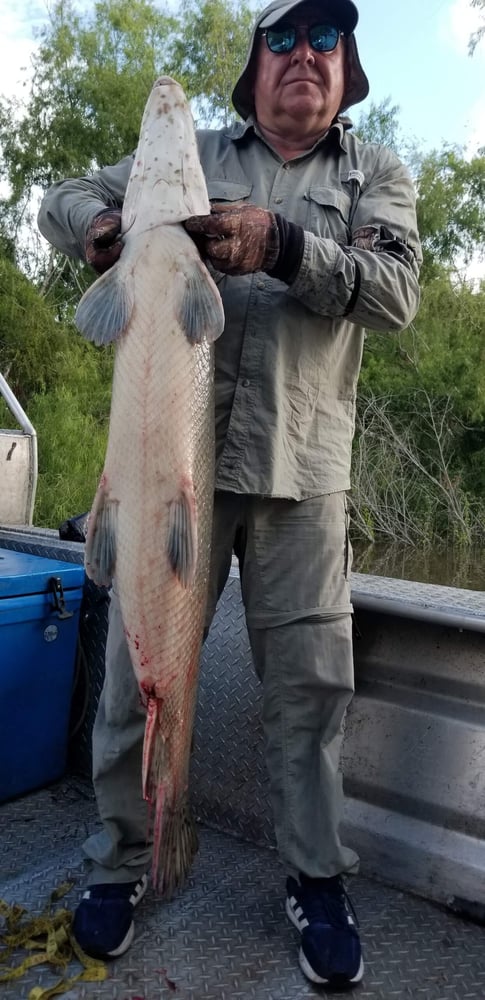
[2,779,485,1000]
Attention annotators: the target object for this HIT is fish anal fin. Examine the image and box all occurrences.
[75,263,134,345]
[142,696,161,801]
[85,478,118,586]
[177,258,224,345]
[167,484,197,588]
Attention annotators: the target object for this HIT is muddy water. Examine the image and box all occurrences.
[352,541,485,592]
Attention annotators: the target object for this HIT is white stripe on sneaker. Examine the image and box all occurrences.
[129,874,148,907]
[286,896,309,930]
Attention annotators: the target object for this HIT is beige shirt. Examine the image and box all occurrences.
[38,117,422,499]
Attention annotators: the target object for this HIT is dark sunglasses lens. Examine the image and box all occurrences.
[265,24,340,54]
[266,27,296,52]
[309,24,340,51]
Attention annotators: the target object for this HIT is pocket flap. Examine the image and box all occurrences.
[207,180,253,202]
[305,185,351,219]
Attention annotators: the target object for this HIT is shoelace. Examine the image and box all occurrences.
[300,878,360,931]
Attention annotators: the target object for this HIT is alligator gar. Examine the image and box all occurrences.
[76,76,224,896]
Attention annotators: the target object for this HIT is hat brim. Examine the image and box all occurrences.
[259,0,358,34]
[231,0,369,121]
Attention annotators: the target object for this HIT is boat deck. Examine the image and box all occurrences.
[2,777,485,1000]
[1,529,485,998]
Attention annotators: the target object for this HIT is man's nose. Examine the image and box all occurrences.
[290,39,315,63]
[290,26,315,63]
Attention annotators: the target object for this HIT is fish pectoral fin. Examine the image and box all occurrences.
[167,486,197,588]
[177,258,224,345]
[85,483,118,586]
[75,263,135,345]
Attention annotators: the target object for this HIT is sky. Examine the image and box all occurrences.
[0,0,483,155]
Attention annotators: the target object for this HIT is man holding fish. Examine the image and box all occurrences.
[38,0,421,987]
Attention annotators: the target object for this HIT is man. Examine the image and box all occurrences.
[38,0,421,987]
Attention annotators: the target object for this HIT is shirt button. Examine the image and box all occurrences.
[242,378,251,387]
[274,197,283,204]
[256,280,265,290]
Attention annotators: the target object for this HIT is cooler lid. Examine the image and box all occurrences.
[0,547,85,598]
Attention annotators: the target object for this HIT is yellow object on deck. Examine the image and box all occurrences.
[0,883,107,999]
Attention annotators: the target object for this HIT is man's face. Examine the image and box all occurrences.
[253,4,346,139]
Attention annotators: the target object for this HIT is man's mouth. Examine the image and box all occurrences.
[284,77,320,86]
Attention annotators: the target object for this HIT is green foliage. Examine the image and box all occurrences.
[356,274,485,544]
[0,0,484,548]
[0,0,253,206]
[361,276,485,420]
[0,254,72,405]
[0,0,178,201]
[0,251,111,526]
[351,389,485,547]
[171,0,254,126]
[354,97,403,153]
[28,384,109,527]
[415,148,485,280]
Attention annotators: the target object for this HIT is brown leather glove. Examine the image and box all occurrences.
[85,208,123,273]
[185,202,280,276]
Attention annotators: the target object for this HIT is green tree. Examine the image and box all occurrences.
[0,250,112,525]
[415,147,485,281]
[354,97,403,153]
[0,0,178,203]
[171,0,254,126]
[0,0,253,206]
[1,1,484,540]
[0,0,254,283]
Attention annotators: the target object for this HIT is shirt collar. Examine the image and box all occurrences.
[223,115,352,153]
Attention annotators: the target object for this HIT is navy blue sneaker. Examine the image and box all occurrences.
[286,873,363,986]
[72,874,148,959]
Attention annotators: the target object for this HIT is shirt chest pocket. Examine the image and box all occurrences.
[303,185,352,244]
[206,180,253,204]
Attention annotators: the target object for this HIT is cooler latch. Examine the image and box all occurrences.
[48,576,74,619]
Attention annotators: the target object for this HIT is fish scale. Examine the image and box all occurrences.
[75,77,224,896]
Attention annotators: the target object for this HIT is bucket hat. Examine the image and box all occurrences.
[232,0,369,120]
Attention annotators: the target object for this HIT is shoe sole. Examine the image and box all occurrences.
[285,896,364,986]
[107,920,136,958]
[106,874,149,958]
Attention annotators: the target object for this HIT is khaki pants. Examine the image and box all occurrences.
[84,490,359,883]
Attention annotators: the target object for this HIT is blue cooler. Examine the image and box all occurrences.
[0,547,85,801]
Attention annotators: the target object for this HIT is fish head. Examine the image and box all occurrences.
[122,77,211,234]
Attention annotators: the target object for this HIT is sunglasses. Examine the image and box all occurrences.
[262,23,343,55]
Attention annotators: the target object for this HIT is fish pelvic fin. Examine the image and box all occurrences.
[177,258,224,345]
[75,262,134,345]
[142,695,160,798]
[84,479,118,586]
[167,484,197,588]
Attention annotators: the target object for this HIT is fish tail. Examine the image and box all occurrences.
[152,787,198,899]
[142,696,198,898]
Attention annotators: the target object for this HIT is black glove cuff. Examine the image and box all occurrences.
[267,214,305,284]
[89,207,123,249]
